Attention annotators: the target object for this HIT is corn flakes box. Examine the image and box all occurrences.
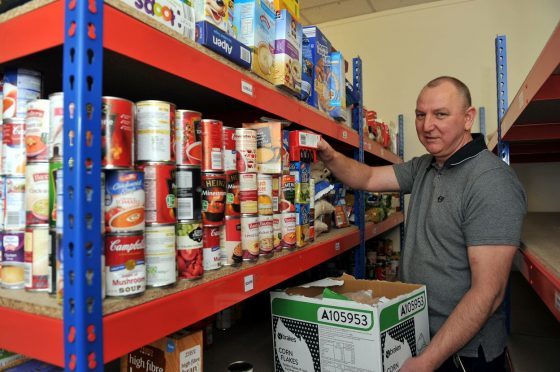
[273,9,302,94]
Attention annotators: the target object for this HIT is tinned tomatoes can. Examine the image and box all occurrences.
[220,216,242,266]
[239,173,257,214]
[226,172,240,217]
[257,174,273,215]
[24,226,50,291]
[241,214,259,261]
[175,110,202,166]
[202,226,222,271]
[105,231,146,297]
[176,221,203,280]
[104,170,145,233]
[136,162,176,224]
[258,214,274,257]
[201,172,226,226]
[2,118,26,175]
[4,176,26,230]
[102,96,135,169]
[235,128,257,173]
[136,100,176,162]
[145,224,176,288]
[201,119,223,172]
[25,99,50,161]
[176,165,202,221]
[25,161,49,226]
[223,126,237,173]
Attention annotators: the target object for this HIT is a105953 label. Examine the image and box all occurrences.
[398,293,426,320]
[317,306,373,330]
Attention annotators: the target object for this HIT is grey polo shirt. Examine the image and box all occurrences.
[393,134,527,361]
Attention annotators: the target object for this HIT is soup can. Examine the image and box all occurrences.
[226,172,240,217]
[48,158,63,229]
[2,118,26,176]
[257,174,273,215]
[241,214,259,261]
[202,225,221,271]
[24,226,50,291]
[176,221,203,280]
[280,175,296,212]
[223,126,237,173]
[235,128,257,173]
[102,96,135,169]
[105,231,146,297]
[25,161,49,226]
[220,216,242,266]
[48,92,63,159]
[104,170,145,233]
[2,68,41,120]
[4,176,26,230]
[0,92,2,121]
[273,213,282,252]
[136,100,176,162]
[239,172,257,214]
[145,224,176,288]
[137,162,176,225]
[25,99,50,161]
[0,231,25,289]
[281,212,296,250]
[258,214,274,257]
[175,110,202,166]
[201,172,226,226]
[272,175,280,213]
[176,165,202,221]
[0,176,5,230]
[201,119,223,172]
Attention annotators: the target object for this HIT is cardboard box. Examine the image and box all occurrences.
[243,121,282,174]
[196,21,252,69]
[274,0,300,21]
[328,51,347,121]
[121,0,195,39]
[194,0,231,32]
[121,329,203,372]
[271,274,430,372]
[302,26,332,113]
[273,9,302,94]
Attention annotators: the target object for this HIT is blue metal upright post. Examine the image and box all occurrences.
[63,0,104,370]
[352,57,365,279]
[495,35,510,164]
[398,115,405,252]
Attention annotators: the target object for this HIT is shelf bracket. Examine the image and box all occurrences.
[495,35,510,165]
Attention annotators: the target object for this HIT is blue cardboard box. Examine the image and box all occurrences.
[328,51,347,121]
[196,21,252,69]
[302,26,332,113]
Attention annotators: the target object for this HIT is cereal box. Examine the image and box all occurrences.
[243,121,282,174]
[302,26,332,113]
[328,51,347,121]
[196,21,252,69]
[273,0,299,21]
[273,9,302,94]
[123,0,195,39]
[194,0,231,32]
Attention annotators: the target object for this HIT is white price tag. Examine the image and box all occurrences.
[335,242,341,251]
[244,275,254,292]
[341,131,348,139]
[241,81,253,96]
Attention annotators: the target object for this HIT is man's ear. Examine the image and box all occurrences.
[464,106,476,131]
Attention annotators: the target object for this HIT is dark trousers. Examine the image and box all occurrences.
[436,346,508,372]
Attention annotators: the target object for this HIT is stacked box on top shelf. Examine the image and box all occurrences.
[327,51,347,121]
[302,26,332,113]
[273,9,302,95]
[273,0,300,21]
[194,0,231,32]
[195,21,252,69]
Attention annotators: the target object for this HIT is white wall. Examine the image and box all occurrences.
[512,163,560,212]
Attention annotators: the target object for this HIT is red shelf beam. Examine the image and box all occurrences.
[504,123,560,142]
[365,212,404,241]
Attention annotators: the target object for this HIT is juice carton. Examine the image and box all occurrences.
[273,9,302,94]
[302,26,332,113]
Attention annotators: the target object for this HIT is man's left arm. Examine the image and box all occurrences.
[400,244,517,372]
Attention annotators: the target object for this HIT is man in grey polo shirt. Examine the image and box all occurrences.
[317,76,526,372]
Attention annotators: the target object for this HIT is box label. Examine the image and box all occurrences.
[179,344,201,372]
[317,306,373,330]
[381,291,427,331]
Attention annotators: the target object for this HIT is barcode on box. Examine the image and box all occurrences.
[299,133,320,148]
[211,151,222,170]
[5,212,24,229]
[178,198,194,220]
[240,47,251,63]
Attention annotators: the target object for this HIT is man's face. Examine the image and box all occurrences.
[415,81,473,164]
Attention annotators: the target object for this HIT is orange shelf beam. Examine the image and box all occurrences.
[365,212,404,241]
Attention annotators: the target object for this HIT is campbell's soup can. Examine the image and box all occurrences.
[257,174,273,215]
[48,158,63,229]
[104,170,145,232]
[2,118,26,175]
[226,172,240,217]
[145,224,176,288]
[223,126,237,173]
[5,176,26,230]
[235,128,257,173]
[25,99,50,161]
[105,232,146,297]
[258,214,274,257]
[2,68,41,120]
[176,221,203,279]
[273,213,282,251]
[48,92,63,158]
[102,96,134,169]
[137,162,176,224]
[25,161,49,225]
[220,216,242,266]
[201,172,226,226]
[175,110,202,166]
[0,231,25,289]
[202,226,221,271]
[281,212,297,249]
[241,214,259,261]
[0,176,5,229]
[136,100,176,162]
[201,119,223,172]
[280,175,296,212]
[272,175,280,213]
[176,165,202,221]
[24,226,50,291]
[239,172,257,214]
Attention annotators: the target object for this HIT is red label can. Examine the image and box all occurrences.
[48,92,63,159]
[241,214,259,261]
[273,213,282,251]
[136,162,176,224]
[235,128,257,173]
[25,161,49,225]
[257,174,273,215]
[176,221,203,280]
[201,119,223,172]
[220,216,242,266]
[175,110,202,166]
[25,99,50,161]
[226,172,240,217]
[280,175,296,213]
[2,118,26,176]
[203,226,221,271]
[105,232,146,297]
[102,96,135,169]
[223,126,237,173]
[136,100,176,162]
[258,214,274,257]
[272,175,280,213]
[239,173,257,214]
[201,172,226,226]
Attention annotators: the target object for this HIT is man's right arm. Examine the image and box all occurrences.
[317,139,400,193]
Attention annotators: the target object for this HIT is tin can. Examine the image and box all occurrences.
[202,226,221,271]
[176,165,202,221]
[258,214,274,257]
[201,119,223,172]
[257,174,273,215]
[48,158,63,229]
[48,92,63,158]
[220,216,242,266]
[102,96,135,169]
[235,128,257,173]
[0,92,3,121]
[24,226,50,291]
[2,118,26,175]
[223,126,237,173]
[145,224,176,288]
[176,110,202,166]
[201,172,226,226]
[136,100,176,162]
[0,176,5,230]
[105,231,146,297]
[137,162,176,225]
[176,221,203,279]
[5,176,26,230]
[2,68,41,120]
[273,213,282,251]
[272,175,280,213]
[226,172,240,217]
[25,99,50,161]
[0,231,25,289]
[281,212,296,249]
[25,161,49,225]
[239,173,257,214]
[241,214,259,261]
[280,175,296,212]
[104,170,145,232]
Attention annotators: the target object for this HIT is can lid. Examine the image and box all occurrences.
[240,214,258,218]
[135,161,176,167]
[175,109,202,115]
[48,92,63,98]
[227,361,253,372]
[177,165,202,170]
[102,96,135,105]
[136,99,176,108]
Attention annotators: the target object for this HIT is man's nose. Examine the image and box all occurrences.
[423,114,435,132]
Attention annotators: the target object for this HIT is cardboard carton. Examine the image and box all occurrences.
[196,21,252,69]
[194,0,231,32]
[273,9,302,94]
[242,121,282,174]
[328,51,347,121]
[302,26,332,113]
[273,0,300,21]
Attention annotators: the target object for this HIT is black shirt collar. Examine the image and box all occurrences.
[429,133,487,169]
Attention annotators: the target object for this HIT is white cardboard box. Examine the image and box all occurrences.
[270,274,430,372]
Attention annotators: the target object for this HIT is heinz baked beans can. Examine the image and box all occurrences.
[104,170,145,233]
[239,172,257,214]
[25,161,49,226]
[235,128,257,173]
[223,126,237,173]
[281,212,297,250]
[136,100,176,162]
[202,225,221,271]
[258,214,274,257]
[220,216,242,266]
[226,172,240,217]
[102,96,135,169]
[145,224,176,288]
[176,165,202,221]
[241,214,259,261]
[105,231,146,297]
[176,221,203,280]
[24,226,50,291]
[0,231,25,289]
[201,172,226,226]
[175,110,202,166]
[48,92,63,159]
[48,158,63,229]
[2,68,41,120]
[2,118,26,175]
[273,213,282,252]
[137,162,176,224]
[5,176,26,230]
[201,119,223,172]
[25,99,50,161]
[257,173,273,215]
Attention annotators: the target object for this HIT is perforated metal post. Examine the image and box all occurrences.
[63,0,104,370]
[352,57,365,279]
[398,114,405,252]
[496,35,510,164]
